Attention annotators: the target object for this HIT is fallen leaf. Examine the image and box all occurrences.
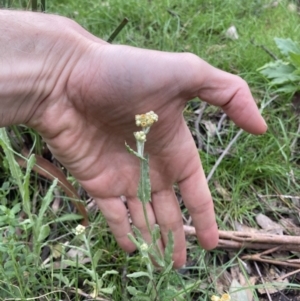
[229,279,248,301]
[202,120,217,137]
[225,25,239,40]
[255,213,283,235]
[214,181,231,201]
[234,221,261,233]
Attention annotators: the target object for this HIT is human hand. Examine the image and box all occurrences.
[2,12,266,268]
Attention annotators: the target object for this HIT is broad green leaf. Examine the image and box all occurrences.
[275,85,298,94]
[274,37,300,56]
[164,230,174,266]
[37,224,50,242]
[260,61,299,84]
[290,52,300,68]
[127,271,151,278]
[11,203,21,215]
[125,142,146,161]
[137,155,151,203]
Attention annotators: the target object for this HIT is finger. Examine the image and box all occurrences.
[178,151,218,250]
[127,197,164,252]
[151,189,186,269]
[187,56,267,135]
[95,197,136,253]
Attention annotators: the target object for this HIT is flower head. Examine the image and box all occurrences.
[135,111,158,128]
[74,224,86,236]
[134,131,147,142]
[140,243,148,251]
[211,294,231,301]
[220,294,231,301]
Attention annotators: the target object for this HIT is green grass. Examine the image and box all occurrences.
[1,0,300,300]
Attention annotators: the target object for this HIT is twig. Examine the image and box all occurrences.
[251,39,278,60]
[206,128,243,182]
[107,18,129,43]
[194,102,207,150]
[254,261,272,301]
[277,268,300,281]
[184,225,300,252]
[217,113,227,132]
[206,95,278,182]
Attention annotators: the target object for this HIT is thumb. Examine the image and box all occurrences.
[191,58,267,135]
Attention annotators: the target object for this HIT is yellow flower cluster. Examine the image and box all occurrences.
[135,111,158,127]
[211,293,231,301]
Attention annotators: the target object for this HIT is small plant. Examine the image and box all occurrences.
[258,38,300,94]
[125,111,198,301]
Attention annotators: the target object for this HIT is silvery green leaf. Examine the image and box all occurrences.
[127,271,151,279]
[127,286,151,300]
[125,142,146,161]
[274,38,300,56]
[147,247,164,267]
[127,232,140,248]
[22,154,35,214]
[164,230,174,266]
[132,225,144,243]
[137,155,151,203]
[101,270,119,278]
[100,286,115,294]
[38,224,50,242]
[92,249,103,266]
[151,224,161,243]
[51,213,83,223]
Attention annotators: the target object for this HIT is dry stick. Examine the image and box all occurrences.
[194,102,207,150]
[184,225,300,252]
[206,128,243,182]
[107,18,129,43]
[277,268,300,281]
[206,95,279,182]
[254,261,272,301]
[217,113,227,132]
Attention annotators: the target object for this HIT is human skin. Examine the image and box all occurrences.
[0,10,267,268]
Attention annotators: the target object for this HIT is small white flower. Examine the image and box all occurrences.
[74,224,86,236]
[140,243,148,251]
[134,131,147,142]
